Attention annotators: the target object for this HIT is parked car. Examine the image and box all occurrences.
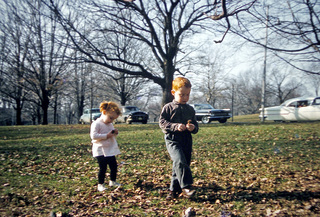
[259,96,320,122]
[79,108,101,124]
[116,106,148,124]
[190,103,232,124]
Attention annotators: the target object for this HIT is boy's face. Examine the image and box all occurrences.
[171,86,191,104]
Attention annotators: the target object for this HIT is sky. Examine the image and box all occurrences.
[183,27,318,99]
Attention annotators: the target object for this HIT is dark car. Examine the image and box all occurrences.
[116,106,148,124]
[190,103,231,124]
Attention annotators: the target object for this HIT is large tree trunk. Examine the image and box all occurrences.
[42,92,50,125]
[162,85,174,107]
[37,106,41,125]
[160,65,175,106]
[15,100,22,125]
[53,93,58,124]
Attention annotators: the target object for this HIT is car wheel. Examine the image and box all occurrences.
[218,119,227,123]
[201,116,211,124]
[80,120,85,124]
[142,121,147,124]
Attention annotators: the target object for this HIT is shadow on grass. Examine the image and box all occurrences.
[131,178,320,203]
[194,184,320,204]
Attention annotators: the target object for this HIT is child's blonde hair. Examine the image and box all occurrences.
[99,101,122,116]
[172,77,192,91]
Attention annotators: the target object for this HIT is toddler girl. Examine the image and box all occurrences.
[90,101,122,192]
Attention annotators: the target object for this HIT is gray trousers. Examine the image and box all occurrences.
[165,133,193,192]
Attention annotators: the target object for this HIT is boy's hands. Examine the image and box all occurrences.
[177,124,187,131]
[177,122,195,132]
[186,123,195,132]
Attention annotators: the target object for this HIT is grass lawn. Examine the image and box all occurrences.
[0,116,320,216]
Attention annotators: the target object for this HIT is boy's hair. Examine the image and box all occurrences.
[99,101,122,116]
[172,77,192,91]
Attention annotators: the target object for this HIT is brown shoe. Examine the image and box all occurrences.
[182,188,196,198]
[166,191,178,200]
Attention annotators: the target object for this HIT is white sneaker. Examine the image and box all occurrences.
[97,184,107,192]
[109,180,121,187]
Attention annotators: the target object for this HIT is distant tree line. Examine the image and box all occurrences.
[0,0,319,125]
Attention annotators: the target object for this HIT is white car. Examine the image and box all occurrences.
[259,96,320,122]
[79,108,101,124]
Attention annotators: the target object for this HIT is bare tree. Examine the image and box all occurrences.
[99,32,149,106]
[0,0,31,125]
[46,0,257,106]
[22,0,70,124]
[305,72,320,96]
[267,68,303,105]
[65,51,93,123]
[0,0,72,125]
[191,45,229,107]
[230,67,303,115]
[229,0,320,75]
[235,70,262,114]
[102,73,145,106]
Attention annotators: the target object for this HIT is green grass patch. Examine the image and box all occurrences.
[1,117,320,216]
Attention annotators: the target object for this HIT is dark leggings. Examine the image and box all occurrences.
[96,155,118,184]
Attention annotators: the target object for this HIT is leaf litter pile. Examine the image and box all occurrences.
[0,121,320,216]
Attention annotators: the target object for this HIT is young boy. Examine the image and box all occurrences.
[159,77,199,199]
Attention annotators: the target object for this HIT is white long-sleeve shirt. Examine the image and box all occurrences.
[90,117,121,157]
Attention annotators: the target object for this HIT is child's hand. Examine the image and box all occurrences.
[177,124,187,131]
[186,123,195,132]
[113,128,119,135]
[107,129,119,139]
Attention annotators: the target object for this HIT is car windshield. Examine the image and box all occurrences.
[195,104,214,110]
[313,98,320,105]
[287,102,297,107]
[91,109,100,113]
[297,100,309,107]
[282,99,312,107]
[281,100,290,106]
[124,107,139,113]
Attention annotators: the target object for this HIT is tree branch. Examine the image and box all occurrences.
[204,0,257,43]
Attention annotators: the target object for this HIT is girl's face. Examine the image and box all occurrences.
[102,111,119,124]
[171,86,191,104]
